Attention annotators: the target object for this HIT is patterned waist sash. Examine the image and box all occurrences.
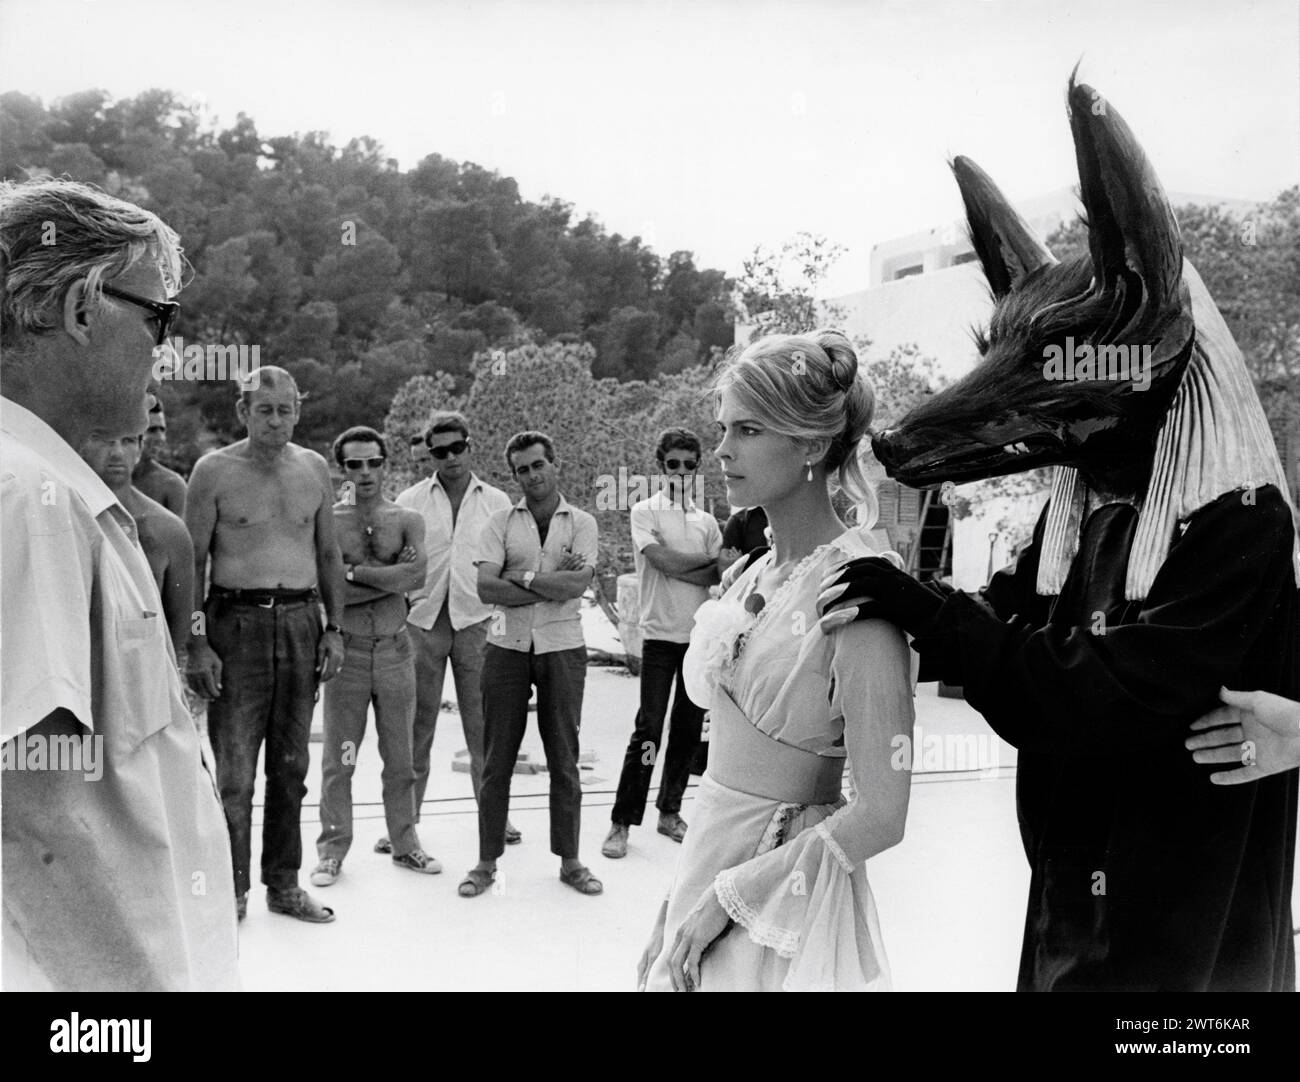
[707,687,842,805]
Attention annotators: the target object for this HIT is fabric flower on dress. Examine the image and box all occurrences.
[682,596,755,708]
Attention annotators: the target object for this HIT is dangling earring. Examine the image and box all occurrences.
[806,461,814,482]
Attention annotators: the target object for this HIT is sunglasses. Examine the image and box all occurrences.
[664,458,698,471]
[343,457,385,470]
[430,439,470,459]
[100,284,181,347]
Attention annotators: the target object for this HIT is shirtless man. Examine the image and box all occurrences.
[186,365,346,924]
[310,426,443,887]
[133,400,187,515]
[78,427,194,658]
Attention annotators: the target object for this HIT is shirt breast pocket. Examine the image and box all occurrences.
[104,614,175,751]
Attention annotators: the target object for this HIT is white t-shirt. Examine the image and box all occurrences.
[629,490,723,644]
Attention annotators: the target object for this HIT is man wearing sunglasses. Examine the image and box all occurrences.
[0,177,238,989]
[395,412,516,851]
[310,426,440,888]
[603,428,721,860]
[132,398,187,516]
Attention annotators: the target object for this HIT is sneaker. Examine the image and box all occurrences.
[310,857,342,887]
[373,836,392,854]
[657,813,688,843]
[393,848,442,875]
[601,823,629,859]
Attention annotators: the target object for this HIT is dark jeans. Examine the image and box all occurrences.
[205,596,320,894]
[478,644,586,862]
[611,639,703,826]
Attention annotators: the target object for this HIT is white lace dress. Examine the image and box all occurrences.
[642,525,916,991]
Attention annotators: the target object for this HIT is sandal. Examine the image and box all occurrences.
[458,868,496,898]
[559,864,604,896]
[266,886,335,923]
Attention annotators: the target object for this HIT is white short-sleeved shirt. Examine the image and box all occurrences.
[0,397,239,991]
[397,472,511,631]
[477,493,598,654]
[630,490,723,643]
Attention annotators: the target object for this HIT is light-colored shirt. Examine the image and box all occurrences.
[0,397,239,991]
[397,472,511,631]
[630,490,723,643]
[477,493,598,654]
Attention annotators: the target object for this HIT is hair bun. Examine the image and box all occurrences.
[815,330,858,392]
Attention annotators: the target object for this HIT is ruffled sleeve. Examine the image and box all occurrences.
[710,617,916,990]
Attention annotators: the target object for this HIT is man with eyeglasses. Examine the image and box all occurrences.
[603,428,721,860]
[0,177,238,989]
[395,412,517,850]
[186,365,347,924]
[132,399,187,516]
[310,426,441,887]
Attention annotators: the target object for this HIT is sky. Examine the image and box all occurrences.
[2,0,1297,296]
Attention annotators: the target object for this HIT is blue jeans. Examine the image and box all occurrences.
[611,639,703,826]
[478,644,586,862]
[205,596,320,894]
[317,630,419,861]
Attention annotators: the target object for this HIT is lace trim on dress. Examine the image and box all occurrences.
[713,869,801,959]
[814,820,855,874]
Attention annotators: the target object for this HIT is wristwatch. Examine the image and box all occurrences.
[522,571,536,590]
[325,623,343,635]
[345,564,355,582]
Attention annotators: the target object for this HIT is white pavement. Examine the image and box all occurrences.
[231,606,1300,992]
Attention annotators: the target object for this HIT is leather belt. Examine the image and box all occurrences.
[210,586,318,608]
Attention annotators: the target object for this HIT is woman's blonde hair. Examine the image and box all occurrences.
[711,329,878,527]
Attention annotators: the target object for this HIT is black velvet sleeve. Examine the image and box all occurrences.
[910,485,1297,753]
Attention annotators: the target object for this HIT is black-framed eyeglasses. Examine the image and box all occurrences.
[343,457,386,470]
[100,284,181,346]
[664,458,698,471]
[431,439,470,459]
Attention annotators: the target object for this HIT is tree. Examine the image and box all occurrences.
[734,231,847,336]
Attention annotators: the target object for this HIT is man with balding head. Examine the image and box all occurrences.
[0,177,238,990]
[186,365,346,923]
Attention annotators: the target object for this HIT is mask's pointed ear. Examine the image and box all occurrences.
[1067,73,1183,309]
[951,156,1057,299]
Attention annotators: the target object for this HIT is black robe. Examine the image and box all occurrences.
[913,483,1298,991]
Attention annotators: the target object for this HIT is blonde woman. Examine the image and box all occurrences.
[638,331,916,991]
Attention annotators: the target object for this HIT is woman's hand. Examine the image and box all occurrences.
[667,886,731,991]
[1186,686,1300,784]
[636,899,668,992]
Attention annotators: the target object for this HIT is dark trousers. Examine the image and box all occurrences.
[611,639,703,826]
[478,643,586,862]
[205,597,320,894]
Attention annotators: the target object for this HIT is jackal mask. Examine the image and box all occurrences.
[871,75,1300,601]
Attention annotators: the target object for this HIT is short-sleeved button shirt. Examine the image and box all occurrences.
[630,491,723,643]
[477,493,598,654]
[397,472,511,631]
[0,397,239,991]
